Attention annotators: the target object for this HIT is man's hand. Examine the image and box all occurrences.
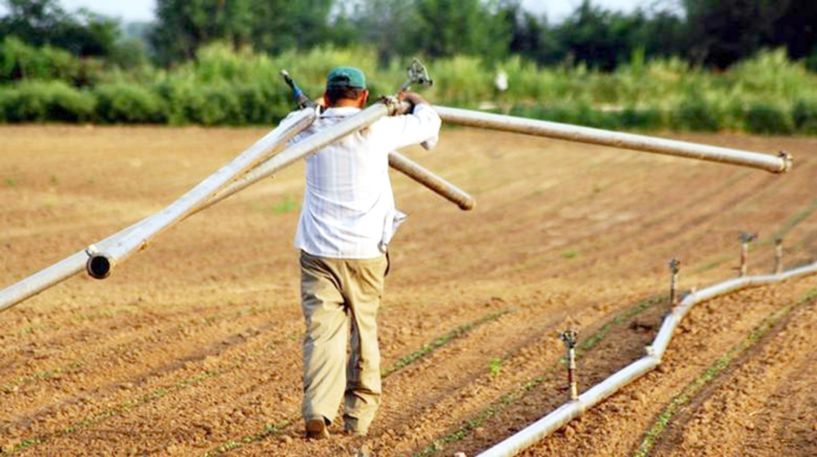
[398,91,430,110]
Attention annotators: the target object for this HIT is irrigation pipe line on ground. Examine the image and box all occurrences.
[477,260,817,457]
[434,106,793,174]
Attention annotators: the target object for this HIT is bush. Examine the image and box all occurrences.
[157,78,265,126]
[3,81,95,122]
[0,36,81,82]
[743,101,794,135]
[0,89,7,122]
[94,83,166,123]
[510,103,623,129]
[235,83,291,124]
[618,107,666,130]
[672,97,722,131]
[792,98,817,134]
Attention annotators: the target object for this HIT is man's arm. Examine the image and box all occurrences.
[370,91,441,151]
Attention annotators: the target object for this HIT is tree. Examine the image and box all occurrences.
[247,0,333,55]
[406,0,512,61]
[683,0,781,67]
[150,0,333,65]
[150,0,253,65]
[769,0,817,60]
[0,0,119,57]
[552,0,634,70]
[337,0,416,65]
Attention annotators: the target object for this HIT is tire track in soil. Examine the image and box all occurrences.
[647,290,817,457]
[514,279,817,457]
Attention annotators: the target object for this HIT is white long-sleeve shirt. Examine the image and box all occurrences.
[290,103,442,259]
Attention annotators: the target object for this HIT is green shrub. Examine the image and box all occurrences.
[3,81,94,122]
[196,84,245,125]
[0,36,81,82]
[618,107,666,130]
[672,97,722,131]
[94,83,165,123]
[792,98,817,134]
[236,83,291,124]
[744,101,794,135]
[0,89,7,122]
[157,78,260,125]
[510,103,623,129]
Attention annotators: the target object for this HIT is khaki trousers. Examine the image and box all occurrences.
[299,250,388,433]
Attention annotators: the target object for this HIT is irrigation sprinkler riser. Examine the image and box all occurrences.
[774,239,784,275]
[669,259,681,307]
[738,232,758,278]
[560,329,579,402]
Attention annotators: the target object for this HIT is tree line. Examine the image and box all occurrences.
[2,0,817,71]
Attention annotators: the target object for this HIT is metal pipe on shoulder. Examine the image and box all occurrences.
[434,106,793,174]
[0,110,317,312]
[83,108,319,279]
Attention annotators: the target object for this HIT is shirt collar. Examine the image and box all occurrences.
[322,107,362,117]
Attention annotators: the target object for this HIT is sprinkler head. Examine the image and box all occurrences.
[560,329,578,348]
[739,231,758,243]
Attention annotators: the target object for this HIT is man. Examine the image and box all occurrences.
[290,66,441,439]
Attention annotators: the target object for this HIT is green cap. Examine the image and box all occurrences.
[326,66,366,89]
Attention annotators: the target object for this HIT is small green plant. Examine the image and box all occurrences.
[561,250,580,259]
[488,357,502,377]
[4,177,17,187]
[272,195,298,214]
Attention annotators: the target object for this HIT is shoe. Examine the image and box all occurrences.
[344,427,368,437]
[343,418,369,437]
[305,417,330,440]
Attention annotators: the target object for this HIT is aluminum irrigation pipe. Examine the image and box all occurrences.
[478,259,817,457]
[434,106,793,174]
[388,150,475,210]
[85,101,417,280]
[0,102,468,312]
[83,108,318,279]
[0,110,317,312]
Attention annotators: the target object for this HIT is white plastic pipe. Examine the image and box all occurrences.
[0,101,475,312]
[86,101,419,279]
[479,260,817,456]
[434,106,793,174]
[83,108,319,279]
[0,110,317,312]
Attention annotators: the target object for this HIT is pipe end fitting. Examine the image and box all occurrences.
[459,198,476,211]
[778,151,793,173]
[86,255,113,280]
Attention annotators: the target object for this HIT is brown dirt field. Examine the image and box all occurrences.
[0,124,816,457]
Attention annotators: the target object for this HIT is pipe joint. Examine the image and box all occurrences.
[777,151,793,173]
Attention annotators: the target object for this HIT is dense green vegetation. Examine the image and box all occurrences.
[1,0,817,133]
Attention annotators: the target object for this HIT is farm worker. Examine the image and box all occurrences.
[288,66,441,439]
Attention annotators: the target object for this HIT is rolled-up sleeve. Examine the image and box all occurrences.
[369,103,442,151]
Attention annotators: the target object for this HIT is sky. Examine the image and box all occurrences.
[1,1,649,23]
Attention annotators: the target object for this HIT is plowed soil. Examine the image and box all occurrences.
[1,124,816,457]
